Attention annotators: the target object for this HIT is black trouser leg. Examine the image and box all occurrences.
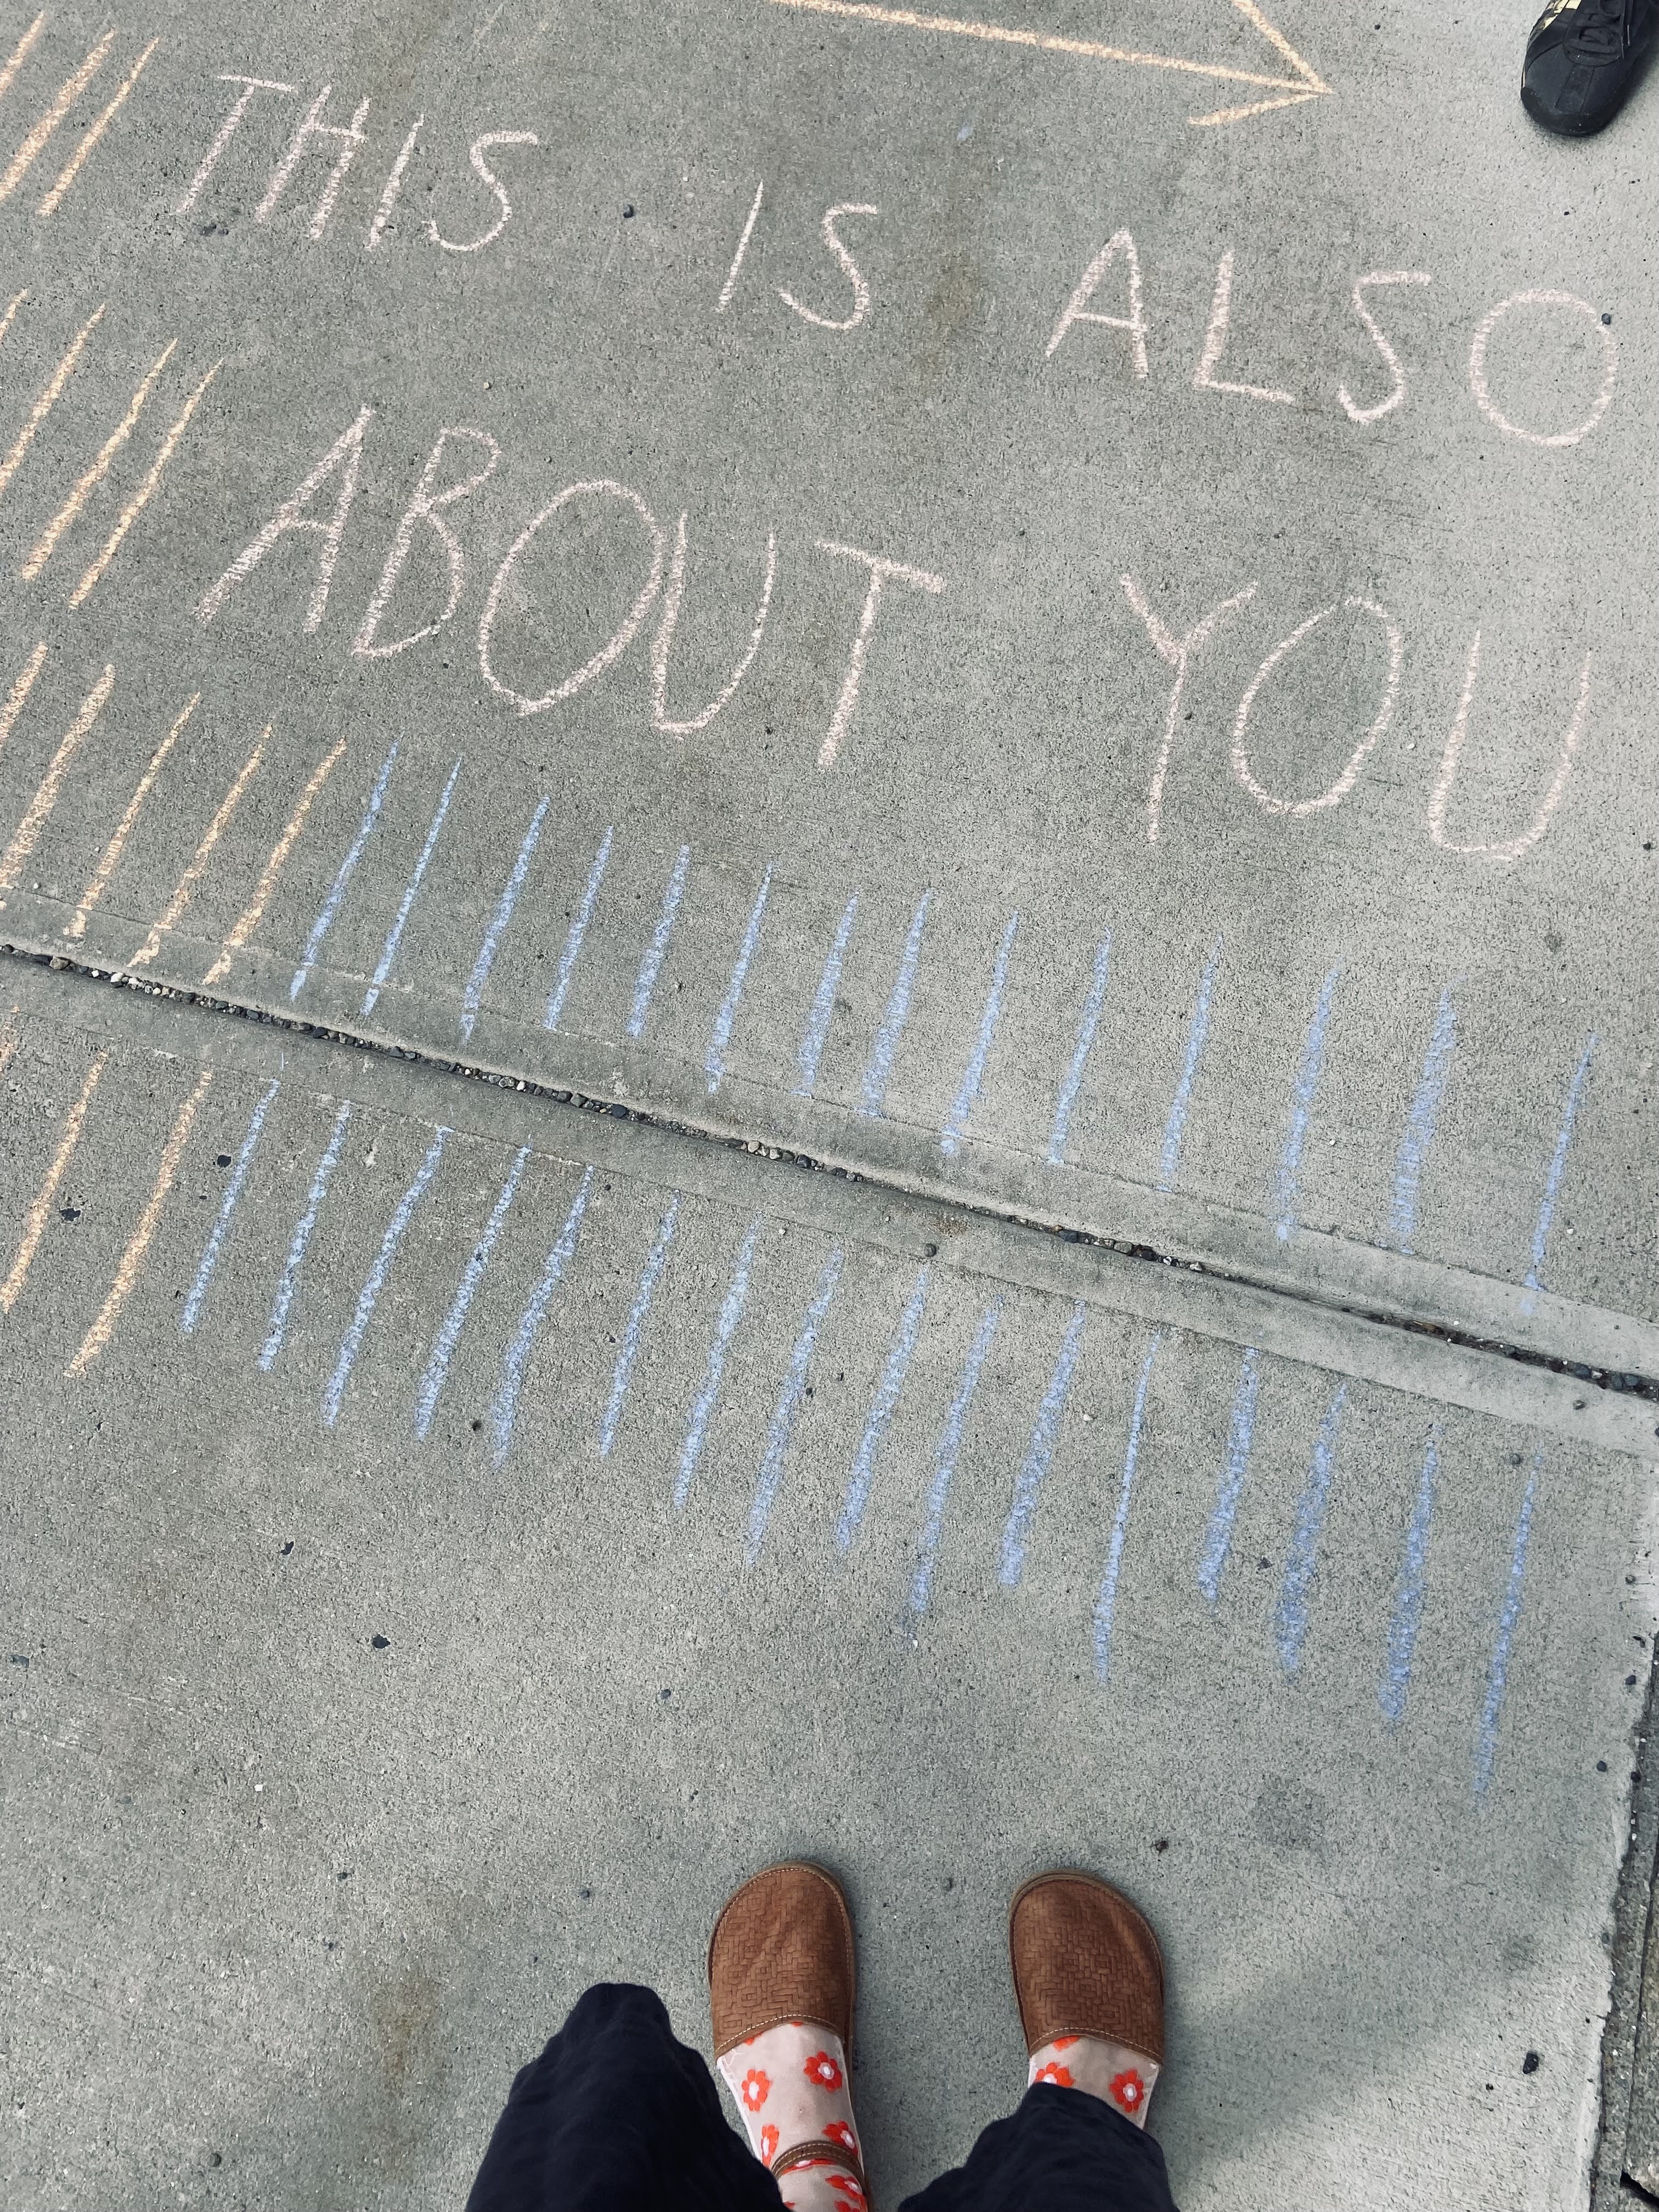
[897,2083,1180,2212]
[464,1982,781,2212]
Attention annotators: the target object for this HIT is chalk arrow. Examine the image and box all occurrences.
[763,0,1332,127]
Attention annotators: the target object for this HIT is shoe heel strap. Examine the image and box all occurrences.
[770,2136,868,2192]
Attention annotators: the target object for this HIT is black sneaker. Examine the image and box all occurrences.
[1522,0,1659,134]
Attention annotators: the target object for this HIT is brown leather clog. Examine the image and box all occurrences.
[708,1859,857,2058]
[1008,1868,1165,2066]
[709,1862,864,2194]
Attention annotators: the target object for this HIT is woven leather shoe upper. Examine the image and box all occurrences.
[708,1861,857,2058]
[1009,1871,1165,2066]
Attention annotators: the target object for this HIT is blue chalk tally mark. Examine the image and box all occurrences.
[1525,1032,1595,1301]
[1092,1332,1162,1681]
[182,1077,279,1335]
[628,845,691,1041]
[323,1126,449,1428]
[413,1143,530,1441]
[941,911,1018,1159]
[837,1260,931,1553]
[362,753,462,1017]
[260,1098,353,1371]
[1274,1379,1348,1675]
[676,1215,763,1509]
[999,1299,1088,1587]
[600,1194,681,1458]
[291,738,399,1002]
[1274,962,1341,1242]
[544,826,614,1031]
[1389,985,1457,1254]
[706,867,773,1093]
[795,893,859,1099]
[489,1166,594,1466]
[746,1243,844,1563]
[1379,1426,1440,1726]
[1197,1345,1261,1607]
[1474,1459,1537,1797]
[1047,930,1111,1167]
[910,1293,1003,1618]
[460,795,549,1043]
[1159,935,1222,1193]
[859,890,930,1118]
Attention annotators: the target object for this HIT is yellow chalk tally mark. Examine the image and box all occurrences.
[64,690,198,940]
[760,0,1330,123]
[22,336,177,579]
[0,636,48,759]
[0,26,115,205]
[203,736,345,986]
[128,732,266,970]
[1,1045,108,1313]
[0,300,105,507]
[0,661,115,894]
[0,15,46,109]
[70,358,221,606]
[67,1066,214,1376]
[38,36,157,217]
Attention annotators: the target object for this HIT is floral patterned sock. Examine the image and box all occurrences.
[717,2021,864,2212]
[1029,2034,1160,2126]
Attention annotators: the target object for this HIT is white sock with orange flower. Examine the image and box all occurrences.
[718,2021,864,2212]
[1028,2035,1159,2126]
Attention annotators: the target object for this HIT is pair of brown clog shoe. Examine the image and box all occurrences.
[709,1861,1164,2194]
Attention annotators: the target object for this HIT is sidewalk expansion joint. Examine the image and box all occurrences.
[5,939,1657,1423]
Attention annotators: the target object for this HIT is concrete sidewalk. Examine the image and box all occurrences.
[0,0,1655,2205]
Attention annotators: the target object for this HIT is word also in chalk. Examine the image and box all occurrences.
[178,73,539,253]
[1047,237,1617,449]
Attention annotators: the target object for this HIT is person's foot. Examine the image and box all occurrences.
[710,1861,867,2212]
[1009,1869,1165,2129]
[1522,0,1659,135]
